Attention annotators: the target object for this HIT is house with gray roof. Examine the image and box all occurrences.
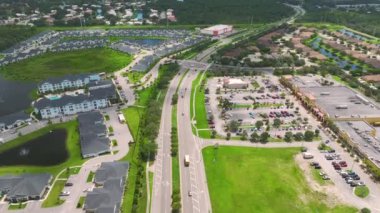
[0,173,52,203]
[84,161,129,213]
[94,162,129,186]
[0,111,31,132]
[78,111,110,158]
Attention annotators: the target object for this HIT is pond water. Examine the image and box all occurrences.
[0,75,35,117]
[0,129,69,166]
[311,38,360,71]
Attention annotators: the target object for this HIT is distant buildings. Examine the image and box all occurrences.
[38,74,101,94]
[0,174,52,203]
[223,78,249,89]
[84,161,129,212]
[201,25,233,36]
[34,80,117,119]
[78,111,110,158]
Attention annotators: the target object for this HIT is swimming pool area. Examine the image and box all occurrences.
[47,95,61,100]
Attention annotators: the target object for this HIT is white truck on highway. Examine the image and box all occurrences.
[184,155,190,166]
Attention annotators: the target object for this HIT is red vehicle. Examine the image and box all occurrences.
[339,161,347,167]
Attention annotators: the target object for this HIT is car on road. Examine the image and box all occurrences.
[188,191,192,197]
[65,182,73,187]
[184,155,190,167]
[60,191,70,196]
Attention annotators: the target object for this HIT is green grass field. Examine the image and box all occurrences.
[58,166,81,179]
[202,147,357,213]
[0,121,84,178]
[190,72,211,138]
[0,48,132,81]
[42,180,66,208]
[8,203,27,210]
[76,196,86,209]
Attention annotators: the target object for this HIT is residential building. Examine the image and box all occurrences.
[84,161,129,213]
[0,111,31,132]
[38,74,101,94]
[0,174,52,203]
[78,111,110,158]
[34,83,117,119]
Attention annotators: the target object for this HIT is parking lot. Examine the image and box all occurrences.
[206,75,319,139]
[336,121,380,168]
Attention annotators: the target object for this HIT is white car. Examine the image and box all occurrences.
[60,191,70,196]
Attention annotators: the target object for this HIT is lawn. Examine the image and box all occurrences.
[86,171,95,183]
[58,166,81,179]
[354,186,370,198]
[77,196,86,209]
[127,71,146,84]
[202,147,357,213]
[0,121,84,178]
[8,203,27,210]
[41,179,66,208]
[0,48,132,81]
[122,106,143,141]
[190,72,211,138]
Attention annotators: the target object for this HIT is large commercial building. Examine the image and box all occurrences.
[38,74,101,94]
[34,82,117,119]
[223,78,249,89]
[200,25,233,36]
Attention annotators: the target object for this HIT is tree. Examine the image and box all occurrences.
[255,120,264,129]
[260,132,270,143]
[294,132,304,141]
[211,130,217,138]
[228,120,240,133]
[241,130,248,141]
[304,130,315,142]
[284,131,293,142]
[273,118,281,128]
[226,132,231,140]
[361,208,371,213]
[250,132,260,143]
[314,129,320,137]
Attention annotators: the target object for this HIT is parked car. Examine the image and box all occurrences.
[65,182,73,187]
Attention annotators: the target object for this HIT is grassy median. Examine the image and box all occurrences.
[203,147,357,213]
[190,72,212,138]
[42,179,66,208]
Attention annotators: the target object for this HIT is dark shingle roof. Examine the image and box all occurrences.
[85,161,129,213]
[94,162,129,185]
[0,111,30,126]
[78,111,110,157]
[0,174,51,199]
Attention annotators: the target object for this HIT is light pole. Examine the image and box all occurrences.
[213,143,219,163]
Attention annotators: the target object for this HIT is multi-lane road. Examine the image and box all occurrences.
[151,67,187,213]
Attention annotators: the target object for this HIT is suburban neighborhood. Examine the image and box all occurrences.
[0,1,379,213]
